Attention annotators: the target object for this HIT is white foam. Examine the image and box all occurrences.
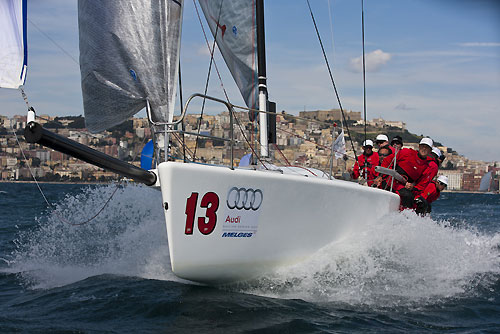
[10,183,180,289]
[238,210,500,306]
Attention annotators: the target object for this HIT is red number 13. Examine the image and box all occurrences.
[185,192,219,235]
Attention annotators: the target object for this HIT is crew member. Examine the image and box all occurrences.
[377,146,392,165]
[431,147,443,168]
[374,145,393,189]
[375,134,390,150]
[414,175,448,215]
[351,139,379,186]
[391,136,403,151]
[375,138,434,208]
[416,146,441,194]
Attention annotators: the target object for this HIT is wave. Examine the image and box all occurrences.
[9,183,179,289]
[7,184,500,307]
[236,210,500,306]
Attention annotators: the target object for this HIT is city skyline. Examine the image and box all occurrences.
[0,0,499,161]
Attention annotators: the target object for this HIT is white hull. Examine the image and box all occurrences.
[158,162,400,283]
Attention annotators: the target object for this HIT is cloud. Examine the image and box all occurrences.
[457,42,500,47]
[394,103,416,111]
[349,49,392,73]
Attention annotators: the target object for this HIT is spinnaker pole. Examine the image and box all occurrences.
[24,112,157,186]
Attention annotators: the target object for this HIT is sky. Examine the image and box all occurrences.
[1,0,499,161]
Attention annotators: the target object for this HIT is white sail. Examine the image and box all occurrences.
[479,171,492,192]
[198,0,258,111]
[78,0,184,133]
[0,0,27,89]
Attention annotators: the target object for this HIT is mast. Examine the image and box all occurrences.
[256,0,268,158]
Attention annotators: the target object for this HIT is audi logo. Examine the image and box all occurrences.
[226,187,263,211]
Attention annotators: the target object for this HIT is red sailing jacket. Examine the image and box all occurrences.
[416,158,438,193]
[352,152,379,185]
[420,181,441,203]
[381,148,432,194]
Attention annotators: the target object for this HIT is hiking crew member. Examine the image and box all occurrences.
[373,145,393,190]
[376,134,396,160]
[391,136,403,151]
[375,134,391,150]
[351,140,379,186]
[414,175,448,214]
[415,146,440,194]
[376,138,434,208]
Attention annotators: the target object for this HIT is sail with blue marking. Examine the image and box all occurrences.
[0,0,27,89]
[78,0,184,133]
[198,0,258,111]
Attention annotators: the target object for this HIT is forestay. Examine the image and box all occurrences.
[0,0,27,89]
[78,0,183,133]
[198,0,258,111]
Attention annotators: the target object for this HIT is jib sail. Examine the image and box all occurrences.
[78,0,184,132]
[198,0,259,111]
[0,0,27,89]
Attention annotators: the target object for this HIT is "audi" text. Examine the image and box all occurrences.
[225,215,241,223]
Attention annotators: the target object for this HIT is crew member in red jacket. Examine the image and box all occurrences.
[414,175,448,214]
[374,138,434,208]
[415,146,441,194]
[391,135,403,151]
[351,139,379,186]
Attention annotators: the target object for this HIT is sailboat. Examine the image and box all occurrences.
[1,0,399,283]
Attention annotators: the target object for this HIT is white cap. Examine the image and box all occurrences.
[437,175,448,186]
[432,147,441,157]
[419,137,433,148]
[362,139,374,147]
[376,134,389,142]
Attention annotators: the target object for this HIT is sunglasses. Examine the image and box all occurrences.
[438,181,447,187]
[379,153,389,157]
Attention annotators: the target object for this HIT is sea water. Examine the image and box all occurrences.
[0,182,499,333]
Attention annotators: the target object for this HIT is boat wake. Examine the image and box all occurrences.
[236,210,500,306]
[7,184,500,308]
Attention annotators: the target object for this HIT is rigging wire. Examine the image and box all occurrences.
[14,21,132,225]
[306,0,358,163]
[28,18,79,66]
[14,88,148,226]
[192,0,224,161]
[11,124,125,226]
[192,0,269,169]
[276,126,356,161]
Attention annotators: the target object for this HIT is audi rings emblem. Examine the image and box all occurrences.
[226,187,263,211]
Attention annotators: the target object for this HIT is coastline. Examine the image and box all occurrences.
[0,180,115,185]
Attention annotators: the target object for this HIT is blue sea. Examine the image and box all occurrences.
[0,182,499,333]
